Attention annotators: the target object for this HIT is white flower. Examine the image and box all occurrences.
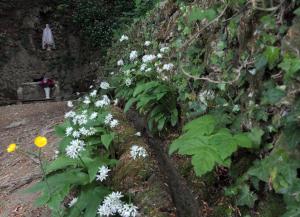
[97,192,139,217]
[119,203,138,217]
[68,197,78,207]
[160,47,170,53]
[90,112,98,120]
[232,104,240,113]
[119,35,129,42]
[53,150,59,159]
[198,90,215,105]
[83,96,91,105]
[65,139,86,159]
[90,89,97,97]
[124,70,131,76]
[65,111,76,119]
[72,130,81,138]
[157,67,163,73]
[140,63,147,71]
[114,98,119,106]
[145,68,152,72]
[95,95,111,108]
[104,113,113,125]
[129,50,138,61]
[142,54,156,63]
[67,101,73,108]
[144,41,151,46]
[110,72,115,75]
[125,78,132,86]
[97,192,124,216]
[100,81,110,90]
[134,132,141,137]
[110,119,119,128]
[162,63,174,71]
[65,127,73,136]
[248,68,256,75]
[72,114,88,126]
[130,145,148,160]
[89,85,93,89]
[157,53,163,59]
[96,165,111,182]
[117,59,124,66]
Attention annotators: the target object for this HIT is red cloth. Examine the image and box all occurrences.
[39,78,55,88]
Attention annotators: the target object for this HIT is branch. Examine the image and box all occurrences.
[180,58,253,85]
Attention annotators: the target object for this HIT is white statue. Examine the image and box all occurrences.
[42,24,55,51]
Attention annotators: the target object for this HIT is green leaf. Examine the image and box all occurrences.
[247,127,264,148]
[263,46,280,69]
[170,108,178,127]
[262,86,285,105]
[236,185,257,208]
[46,156,80,174]
[279,55,300,81]
[234,133,253,148]
[157,117,166,131]
[68,185,110,217]
[124,98,137,113]
[101,133,115,149]
[55,121,71,137]
[169,115,248,177]
[188,7,216,23]
[293,7,300,16]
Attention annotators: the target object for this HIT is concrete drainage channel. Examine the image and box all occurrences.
[126,110,202,217]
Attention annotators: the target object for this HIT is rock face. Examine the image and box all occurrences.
[0,0,98,104]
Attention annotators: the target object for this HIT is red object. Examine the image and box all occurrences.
[39,78,55,88]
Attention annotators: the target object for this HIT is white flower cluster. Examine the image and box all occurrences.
[65,139,86,159]
[129,50,138,61]
[120,35,129,42]
[130,145,148,160]
[160,46,170,53]
[97,192,138,217]
[72,114,88,126]
[83,96,91,105]
[198,90,215,106]
[90,89,97,97]
[104,113,119,128]
[118,59,124,66]
[95,95,111,108]
[162,63,174,71]
[144,41,151,46]
[100,81,110,90]
[90,112,98,120]
[68,197,78,207]
[67,101,73,108]
[96,165,111,182]
[125,78,132,87]
[142,54,156,63]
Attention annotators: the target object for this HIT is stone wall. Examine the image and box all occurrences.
[0,0,98,104]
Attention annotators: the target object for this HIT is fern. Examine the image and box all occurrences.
[169,115,255,176]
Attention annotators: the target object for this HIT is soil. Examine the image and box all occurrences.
[0,101,68,217]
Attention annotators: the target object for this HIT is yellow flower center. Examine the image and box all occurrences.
[7,143,17,153]
[34,136,48,148]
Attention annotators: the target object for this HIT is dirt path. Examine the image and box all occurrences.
[0,102,67,217]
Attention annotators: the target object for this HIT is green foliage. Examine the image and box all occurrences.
[125,81,178,131]
[188,7,216,23]
[263,46,280,70]
[279,55,300,81]
[169,115,254,176]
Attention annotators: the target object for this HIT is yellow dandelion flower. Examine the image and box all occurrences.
[34,136,47,148]
[7,143,17,153]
